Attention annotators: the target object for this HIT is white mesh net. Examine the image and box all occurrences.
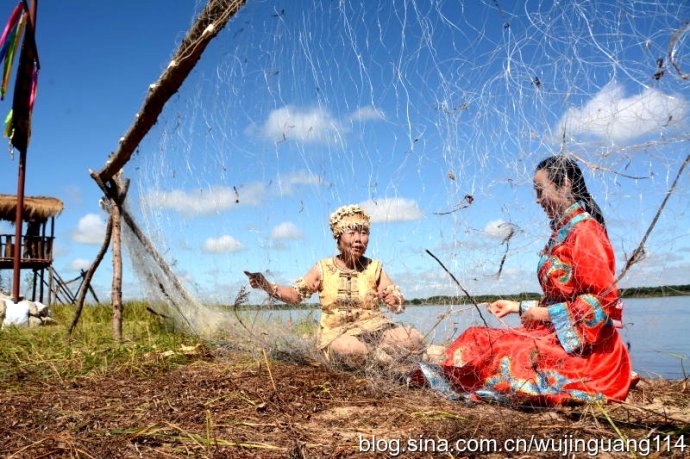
[116,0,689,377]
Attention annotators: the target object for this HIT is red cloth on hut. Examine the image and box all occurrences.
[412,202,632,404]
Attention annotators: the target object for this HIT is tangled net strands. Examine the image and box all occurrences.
[109,1,690,378]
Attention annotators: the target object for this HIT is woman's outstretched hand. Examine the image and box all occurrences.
[379,286,405,313]
[488,300,519,318]
[244,271,271,291]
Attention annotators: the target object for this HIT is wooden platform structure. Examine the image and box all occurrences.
[0,194,63,302]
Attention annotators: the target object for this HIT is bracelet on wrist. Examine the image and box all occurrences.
[518,300,538,317]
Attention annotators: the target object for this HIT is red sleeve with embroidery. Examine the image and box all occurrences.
[543,220,619,353]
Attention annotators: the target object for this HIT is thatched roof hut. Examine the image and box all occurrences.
[0,194,64,223]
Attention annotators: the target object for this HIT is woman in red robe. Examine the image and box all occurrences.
[412,156,632,404]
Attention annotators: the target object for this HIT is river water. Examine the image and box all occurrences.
[266,296,689,379]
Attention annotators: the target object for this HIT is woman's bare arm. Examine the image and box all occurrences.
[246,265,320,305]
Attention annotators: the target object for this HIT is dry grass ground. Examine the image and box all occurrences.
[2,347,688,458]
[0,304,688,458]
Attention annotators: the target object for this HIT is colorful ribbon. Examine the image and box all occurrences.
[0,3,23,52]
[1,12,26,99]
[1,1,39,149]
[0,3,28,100]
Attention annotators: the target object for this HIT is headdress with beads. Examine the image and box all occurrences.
[328,204,371,239]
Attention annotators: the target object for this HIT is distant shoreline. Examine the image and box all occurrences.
[230,284,690,310]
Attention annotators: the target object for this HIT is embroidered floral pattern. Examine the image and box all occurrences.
[544,256,572,285]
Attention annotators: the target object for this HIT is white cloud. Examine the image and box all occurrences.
[349,106,385,122]
[202,235,244,254]
[483,220,516,241]
[70,258,91,271]
[360,198,424,223]
[275,170,324,194]
[271,222,303,240]
[260,105,346,144]
[254,105,384,145]
[264,240,288,251]
[145,183,265,217]
[555,82,688,144]
[72,213,106,244]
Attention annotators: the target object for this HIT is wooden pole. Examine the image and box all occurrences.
[12,150,27,302]
[68,212,113,335]
[110,176,128,341]
[111,196,123,341]
[31,269,37,300]
[47,263,53,304]
[74,270,100,304]
[11,0,39,301]
[50,268,76,304]
[97,0,246,183]
[39,266,44,302]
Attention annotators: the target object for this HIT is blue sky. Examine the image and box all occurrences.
[1,0,689,304]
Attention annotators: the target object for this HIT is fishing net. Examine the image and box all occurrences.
[117,0,689,379]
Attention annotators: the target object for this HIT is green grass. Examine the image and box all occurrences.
[290,311,319,336]
[0,301,204,386]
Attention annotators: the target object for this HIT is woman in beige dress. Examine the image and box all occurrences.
[247,204,423,362]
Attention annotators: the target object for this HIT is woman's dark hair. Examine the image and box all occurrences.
[536,156,606,228]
